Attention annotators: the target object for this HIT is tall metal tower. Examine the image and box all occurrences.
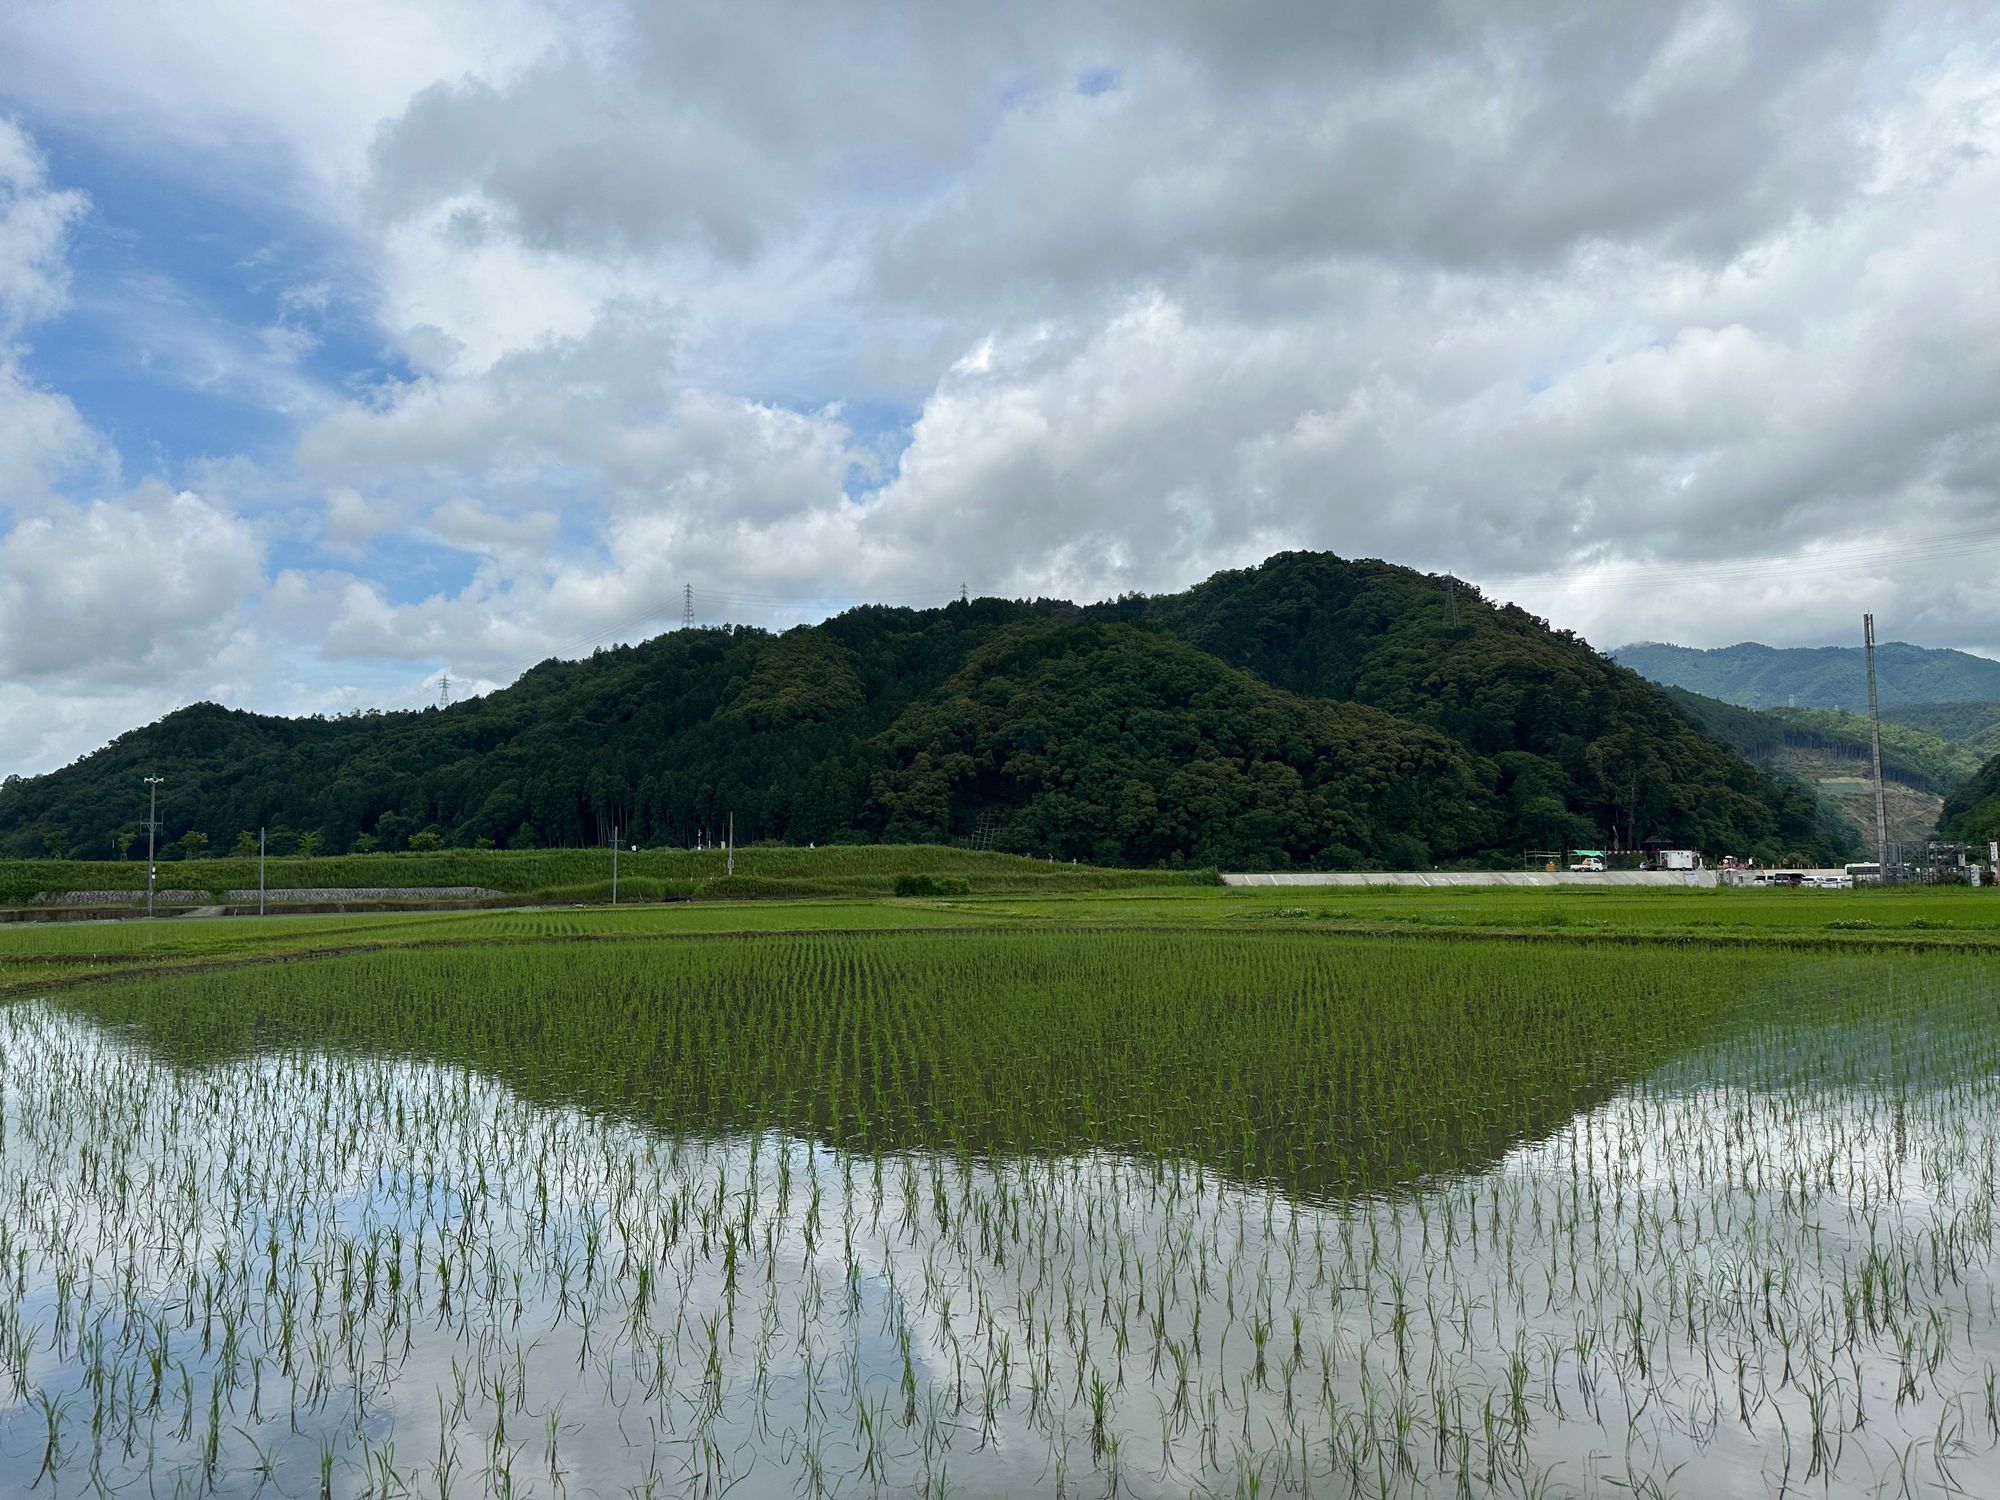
[1864,613,1890,880]
[142,775,164,918]
[437,672,451,710]
[682,584,695,631]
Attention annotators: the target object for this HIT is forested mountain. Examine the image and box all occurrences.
[1881,701,2000,760]
[0,552,1845,868]
[1614,639,2000,710]
[1661,686,1977,845]
[1942,759,2000,847]
[1663,688,1980,795]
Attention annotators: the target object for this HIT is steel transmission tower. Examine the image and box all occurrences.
[1864,614,1890,880]
[682,585,695,631]
[142,775,164,917]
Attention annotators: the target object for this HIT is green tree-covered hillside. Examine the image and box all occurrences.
[1663,689,1980,795]
[1133,555,1838,857]
[1941,758,2000,847]
[0,553,1844,869]
[1881,701,2000,760]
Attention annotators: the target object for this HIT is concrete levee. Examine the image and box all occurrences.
[1222,870,1719,888]
[32,885,504,907]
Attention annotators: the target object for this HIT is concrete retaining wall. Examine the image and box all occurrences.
[221,887,502,903]
[33,889,209,906]
[1223,870,1719,889]
[34,885,503,907]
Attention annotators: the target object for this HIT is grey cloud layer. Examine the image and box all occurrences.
[300,0,2000,681]
[369,1,1891,282]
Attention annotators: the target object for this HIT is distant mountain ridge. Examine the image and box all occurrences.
[1612,640,2000,711]
[1661,685,1979,845]
[0,551,1845,869]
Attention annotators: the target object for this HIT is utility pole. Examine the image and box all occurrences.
[142,775,164,918]
[611,825,619,906]
[727,812,734,877]
[682,585,695,631]
[1444,575,1460,631]
[1864,613,1890,883]
[258,827,266,917]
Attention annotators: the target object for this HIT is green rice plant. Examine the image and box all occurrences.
[0,930,1998,1493]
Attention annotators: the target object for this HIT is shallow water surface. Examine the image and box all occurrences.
[3,949,2000,1496]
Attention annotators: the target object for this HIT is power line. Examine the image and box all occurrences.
[349,517,2000,720]
[1483,522,2000,596]
[363,580,967,719]
[357,515,2000,717]
[699,588,951,607]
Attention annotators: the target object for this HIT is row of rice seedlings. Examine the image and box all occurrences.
[1,935,1996,1494]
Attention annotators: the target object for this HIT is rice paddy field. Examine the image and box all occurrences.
[4,885,2000,1496]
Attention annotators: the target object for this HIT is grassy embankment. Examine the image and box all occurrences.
[0,844,1214,910]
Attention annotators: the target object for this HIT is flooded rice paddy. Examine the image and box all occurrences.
[2,933,1999,1496]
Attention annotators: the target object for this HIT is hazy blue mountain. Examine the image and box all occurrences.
[1613,641,2000,712]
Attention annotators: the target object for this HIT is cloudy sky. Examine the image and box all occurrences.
[2,0,1998,774]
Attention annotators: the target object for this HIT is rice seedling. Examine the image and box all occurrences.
[0,932,1997,1494]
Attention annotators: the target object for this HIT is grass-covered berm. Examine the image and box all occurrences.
[5,926,2000,1495]
[0,843,1213,909]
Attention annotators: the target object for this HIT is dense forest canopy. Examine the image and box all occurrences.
[0,552,1848,868]
[1942,760,2000,847]
[1881,701,2000,760]
[1662,687,1980,796]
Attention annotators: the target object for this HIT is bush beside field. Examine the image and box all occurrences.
[0,845,1216,909]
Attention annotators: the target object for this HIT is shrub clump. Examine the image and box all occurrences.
[893,874,969,897]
